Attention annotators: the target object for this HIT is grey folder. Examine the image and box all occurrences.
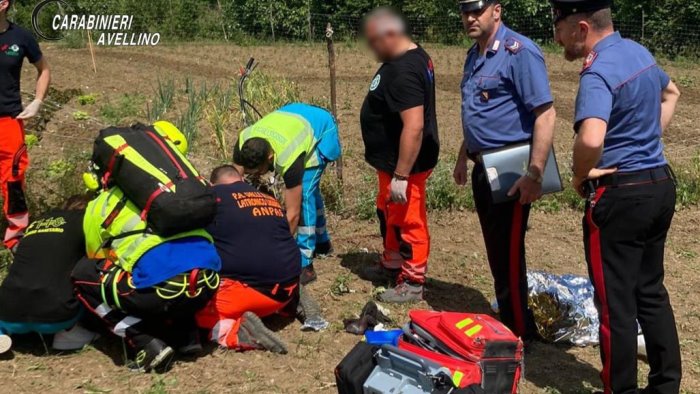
[481,143,563,204]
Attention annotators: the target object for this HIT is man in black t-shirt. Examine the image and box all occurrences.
[359,7,440,303]
[0,195,91,354]
[0,0,51,251]
[195,165,299,353]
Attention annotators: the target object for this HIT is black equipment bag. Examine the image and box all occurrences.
[92,123,216,237]
[335,342,379,394]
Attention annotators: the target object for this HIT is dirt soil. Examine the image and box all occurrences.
[2,41,699,393]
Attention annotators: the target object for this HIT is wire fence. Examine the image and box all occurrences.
[259,13,700,57]
[11,0,700,57]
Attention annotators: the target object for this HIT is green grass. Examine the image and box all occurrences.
[99,93,145,125]
[177,78,212,144]
[426,158,474,211]
[333,152,700,221]
[320,172,346,215]
[72,111,90,121]
[242,71,301,123]
[674,154,700,207]
[46,159,76,179]
[205,82,237,161]
[146,79,176,122]
[77,94,97,106]
[331,273,352,296]
[25,134,39,149]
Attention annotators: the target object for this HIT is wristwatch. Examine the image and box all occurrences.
[525,169,543,184]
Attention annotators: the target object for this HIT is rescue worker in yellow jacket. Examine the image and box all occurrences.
[233,103,341,285]
[73,122,221,373]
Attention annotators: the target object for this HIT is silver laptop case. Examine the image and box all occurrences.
[481,142,563,204]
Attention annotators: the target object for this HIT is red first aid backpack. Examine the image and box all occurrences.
[400,311,523,394]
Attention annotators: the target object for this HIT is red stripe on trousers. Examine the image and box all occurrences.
[509,202,525,337]
[587,187,612,393]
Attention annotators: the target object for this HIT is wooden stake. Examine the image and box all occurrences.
[325,22,343,183]
[87,30,97,74]
[217,0,228,41]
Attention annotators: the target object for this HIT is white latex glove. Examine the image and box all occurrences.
[390,177,408,204]
[16,99,42,120]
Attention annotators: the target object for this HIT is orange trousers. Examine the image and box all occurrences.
[195,279,296,350]
[376,170,432,284]
[0,117,29,250]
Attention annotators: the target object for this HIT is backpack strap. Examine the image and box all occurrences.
[101,143,129,189]
[102,195,129,229]
[140,181,174,220]
[99,229,150,251]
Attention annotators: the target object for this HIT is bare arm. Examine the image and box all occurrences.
[17,58,50,120]
[529,103,556,175]
[507,103,556,204]
[571,118,616,197]
[394,106,424,177]
[573,118,607,178]
[33,57,50,102]
[661,80,681,133]
[453,140,469,186]
[284,185,302,235]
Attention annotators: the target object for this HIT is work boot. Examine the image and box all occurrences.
[361,264,400,284]
[0,334,11,354]
[176,329,203,356]
[378,282,424,304]
[238,312,288,354]
[313,241,334,258]
[300,263,317,285]
[128,338,174,373]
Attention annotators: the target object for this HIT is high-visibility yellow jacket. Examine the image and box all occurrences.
[83,187,212,272]
[238,110,318,175]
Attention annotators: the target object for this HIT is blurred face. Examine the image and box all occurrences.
[0,0,8,16]
[461,4,501,40]
[363,18,403,62]
[555,17,589,61]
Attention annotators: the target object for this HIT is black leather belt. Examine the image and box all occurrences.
[594,166,674,188]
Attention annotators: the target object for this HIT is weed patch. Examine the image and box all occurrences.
[426,159,474,211]
[674,154,700,207]
[100,93,145,125]
[77,94,97,106]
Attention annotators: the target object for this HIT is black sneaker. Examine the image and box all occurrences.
[313,241,334,258]
[128,338,174,373]
[238,312,288,354]
[300,264,317,285]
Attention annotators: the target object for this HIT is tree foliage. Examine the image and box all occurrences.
[7,0,700,56]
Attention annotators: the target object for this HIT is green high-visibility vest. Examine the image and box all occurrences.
[83,187,212,273]
[238,110,318,175]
